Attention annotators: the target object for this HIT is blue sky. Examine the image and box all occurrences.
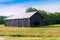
[0,0,60,16]
[0,0,60,5]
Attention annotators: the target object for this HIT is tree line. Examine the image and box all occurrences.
[26,7,60,25]
[0,7,60,25]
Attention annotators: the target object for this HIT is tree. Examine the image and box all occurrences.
[0,16,7,24]
[54,12,60,24]
[37,10,48,18]
[26,7,60,25]
[26,7,37,12]
[46,13,57,24]
[26,7,48,24]
[26,7,48,18]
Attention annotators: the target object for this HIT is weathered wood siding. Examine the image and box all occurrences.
[4,18,30,27]
[30,13,46,27]
[4,20,13,27]
[18,19,30,27]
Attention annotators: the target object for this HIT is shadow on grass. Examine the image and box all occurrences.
[8,34,60,37]
[31,24,60,28]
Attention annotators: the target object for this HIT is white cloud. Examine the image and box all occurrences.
[32,4,60,12]
[0,4,26,16]
[0,3,60,16]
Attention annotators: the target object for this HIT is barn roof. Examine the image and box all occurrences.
[4,11,37,20]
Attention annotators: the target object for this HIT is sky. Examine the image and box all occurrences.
[0,0,60,16]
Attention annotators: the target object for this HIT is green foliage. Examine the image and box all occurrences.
[26,7,60,25]
[26,7,37,12]
[37,10,48,24]
[54,12,60,24]
[0,16,7,24]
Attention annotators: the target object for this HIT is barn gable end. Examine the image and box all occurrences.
[30,12,45,27]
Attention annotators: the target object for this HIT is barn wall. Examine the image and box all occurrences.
[30,13,46,27]
[4,20,13,27]
[4,20,7,26]
[12,19,18,26]
[18,18,30,27]
[4,19,18,27]
[4,18,30,27]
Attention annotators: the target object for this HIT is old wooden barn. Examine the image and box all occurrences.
[4,12,46,27]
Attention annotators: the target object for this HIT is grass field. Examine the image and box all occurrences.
[5,37,60,40]
[0,24,60,40]
[0,24,60,37]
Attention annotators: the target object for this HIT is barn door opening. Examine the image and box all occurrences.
[34,22,40,26]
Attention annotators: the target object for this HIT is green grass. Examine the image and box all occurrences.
[0,24,5,28]
[0,24,60,37]
[0,24,60,40]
